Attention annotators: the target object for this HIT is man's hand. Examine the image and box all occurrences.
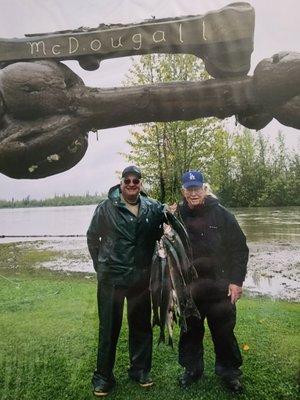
[168,203,177,214]
[228,284,243,304]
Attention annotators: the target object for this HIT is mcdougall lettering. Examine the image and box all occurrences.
[52,44,61,55]
[69,37,79,54]
[90,39,101,51]
[28,41,46,56]
[26,23,186,58]
[111,36,123,49]
[132,33,142,50]
[3,6,255,66]
[152,31,166,43]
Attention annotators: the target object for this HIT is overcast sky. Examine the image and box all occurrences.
[0,0,299,200]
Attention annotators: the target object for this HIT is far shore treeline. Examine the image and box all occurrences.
[0,193,106,209]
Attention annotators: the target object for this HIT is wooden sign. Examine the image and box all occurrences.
[0,2,255,77]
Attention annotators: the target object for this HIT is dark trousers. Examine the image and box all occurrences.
[178,298,242,378]
[95,279,152,381]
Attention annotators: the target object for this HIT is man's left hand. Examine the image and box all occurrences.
[228,284,243,304]
[168,203,177,214]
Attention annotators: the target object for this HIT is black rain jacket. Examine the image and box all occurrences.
[87,184,165,286]
[177,196,249,286]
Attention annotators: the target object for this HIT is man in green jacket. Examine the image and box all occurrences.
[87,166,165,397]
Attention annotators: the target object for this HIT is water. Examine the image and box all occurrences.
[1,205,299,241]
[233,207,300,243]
[0,205,299,300]
[0,204,95,237]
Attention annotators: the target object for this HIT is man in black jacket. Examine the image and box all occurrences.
[87,166,165,396]
[175,170,249,393]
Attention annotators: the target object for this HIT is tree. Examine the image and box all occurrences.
[123,55,300,207]
[259,132,300,206]
[205,127,236,205]
[123,54,223,202]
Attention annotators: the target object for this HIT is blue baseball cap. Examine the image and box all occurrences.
[182,170,204,188]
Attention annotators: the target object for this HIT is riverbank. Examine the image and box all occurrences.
[0,256,298,400]
[1,238,299,301]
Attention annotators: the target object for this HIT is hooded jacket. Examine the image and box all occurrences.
[177,196,249,286]
[87,184,165,286]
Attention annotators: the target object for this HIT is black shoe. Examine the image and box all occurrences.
[92,375,116,397]
[129,371,154,387]
[215,364,242,379]
[178,369,202,389]
[223,377,244,393]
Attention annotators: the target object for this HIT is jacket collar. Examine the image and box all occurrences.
[108,184,149,213]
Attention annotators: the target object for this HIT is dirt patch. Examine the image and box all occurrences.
[245,241,300,301]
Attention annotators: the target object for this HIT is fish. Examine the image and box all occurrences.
[164,211,198,282]
[164,210,193,263]
[150,245,161,328]
[164,288,177,347]
[150,239,176,346]
[163,223,191,282]
[163,231,200,332]
[150,222,200,345]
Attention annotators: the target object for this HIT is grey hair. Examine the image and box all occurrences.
[202,182,217,198]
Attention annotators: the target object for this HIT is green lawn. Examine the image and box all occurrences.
[0,243,299,400]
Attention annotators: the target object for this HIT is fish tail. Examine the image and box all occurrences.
[168,335,174,348]
[158,329,165,345]
[173,312,178,324]
[152,315,160,327]
[179,315,188,332]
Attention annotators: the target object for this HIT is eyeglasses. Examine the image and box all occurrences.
[184,187,203,193]
[123,178,141,185]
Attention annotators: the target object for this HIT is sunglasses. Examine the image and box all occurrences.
[123,178,141,184]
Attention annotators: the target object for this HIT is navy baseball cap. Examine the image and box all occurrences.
[121,165,142,178]
[182,170,204,188]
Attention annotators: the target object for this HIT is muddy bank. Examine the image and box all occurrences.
[244,242,300,301]
[10,238,298,302]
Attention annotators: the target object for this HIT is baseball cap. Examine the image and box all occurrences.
[182,170,204,189]
[121,165,142,179]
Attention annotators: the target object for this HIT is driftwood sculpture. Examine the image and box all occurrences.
[0,2,254,78]
[0,2,299,180]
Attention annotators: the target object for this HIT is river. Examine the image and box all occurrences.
[0,205,299,300]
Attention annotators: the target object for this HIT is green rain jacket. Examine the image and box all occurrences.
[87,184,165,286]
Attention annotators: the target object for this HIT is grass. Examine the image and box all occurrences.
[0,243,299,400]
